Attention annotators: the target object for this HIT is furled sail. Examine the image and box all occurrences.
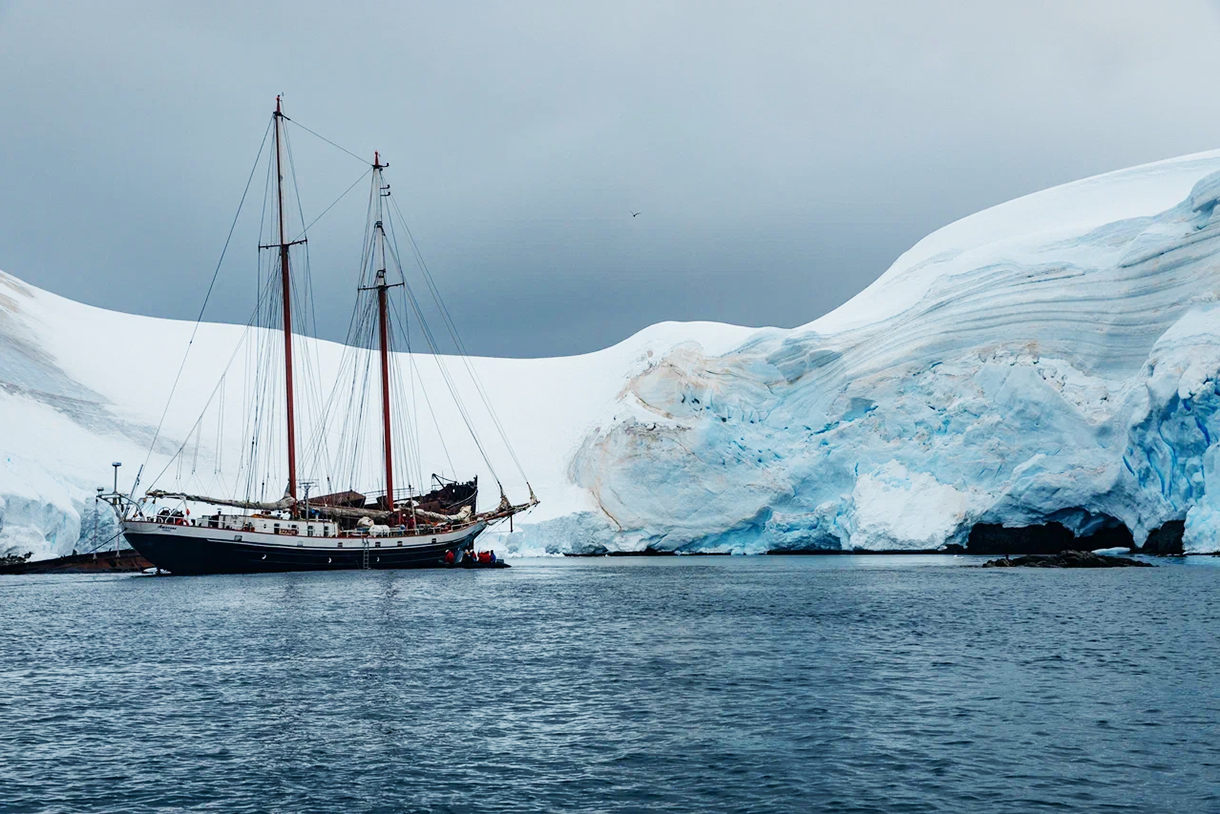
[145,490,295,512]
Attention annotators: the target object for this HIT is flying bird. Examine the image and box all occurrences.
[631,211,641,218]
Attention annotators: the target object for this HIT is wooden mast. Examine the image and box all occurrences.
[274,96,299,506]
[373,152,395,513]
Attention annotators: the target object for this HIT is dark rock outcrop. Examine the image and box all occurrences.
[0,548,152,574]
[968,522,1075,554]
[566,546,683,557]
[967,520,1134,555]
[981,550,1154,568]
[1141,520,1185,555]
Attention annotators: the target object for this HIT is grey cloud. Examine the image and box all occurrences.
[2,0,1219,356]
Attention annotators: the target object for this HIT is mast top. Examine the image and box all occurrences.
[373,150,387,169]
[276,95,283,116]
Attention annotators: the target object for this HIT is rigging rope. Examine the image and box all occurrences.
[135,119,273,496]
[282,116,368,165]
[139,111,534,514]
[291,167,371,243]
[382,237,503,489]
[147,281,276,493]
[386,195,531,487]
[282,123,336,485]
[81,528,128,556]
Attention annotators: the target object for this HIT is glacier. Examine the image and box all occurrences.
[7,149,1220,558]
[534,149,1220,555]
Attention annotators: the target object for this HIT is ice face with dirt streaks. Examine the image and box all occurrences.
[533,150,1220,554]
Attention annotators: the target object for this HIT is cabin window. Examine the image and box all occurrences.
[323,526,329,537]
[307,525,314,537]
[274,523,280,533]
[338,541,343,548]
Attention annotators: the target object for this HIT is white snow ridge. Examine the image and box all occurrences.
[7,149,1220,558]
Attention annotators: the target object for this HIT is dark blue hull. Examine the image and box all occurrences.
[124,528,484,575]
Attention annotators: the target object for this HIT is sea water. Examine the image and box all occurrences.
[1,555,1218,813]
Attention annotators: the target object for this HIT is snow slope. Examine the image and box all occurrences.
[7,148,1220,558]
[0,266,753,560]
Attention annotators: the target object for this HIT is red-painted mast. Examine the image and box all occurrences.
[374,152,395,512]
[274,96,298,506]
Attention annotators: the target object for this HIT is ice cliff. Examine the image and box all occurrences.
[536,150,1220,554]
[7,149,1220,558]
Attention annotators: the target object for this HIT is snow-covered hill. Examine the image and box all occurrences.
[7,148,1220,558]
[0,265,753,560]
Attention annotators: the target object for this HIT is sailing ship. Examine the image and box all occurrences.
[108,98,536,574]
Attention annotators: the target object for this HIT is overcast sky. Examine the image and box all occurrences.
[3,1,1220,357]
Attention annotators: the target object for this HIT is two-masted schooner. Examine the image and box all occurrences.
[109,98,535,574]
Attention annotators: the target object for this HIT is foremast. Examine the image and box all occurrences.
[273,96,299,509]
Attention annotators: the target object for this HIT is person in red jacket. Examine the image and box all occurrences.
[443,550,455,565]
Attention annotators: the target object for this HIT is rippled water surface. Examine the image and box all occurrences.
[2,555,1219,813]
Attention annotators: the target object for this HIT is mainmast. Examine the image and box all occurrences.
[274,96,299,506]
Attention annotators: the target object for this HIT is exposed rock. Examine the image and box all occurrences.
[0,551,32,568]
[565,545,679,557]
[0,548,150,574]
[1142,519,1185,555]
[967,521,1134,555]
[969,523,1075,554]
[981,550,1154,568]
